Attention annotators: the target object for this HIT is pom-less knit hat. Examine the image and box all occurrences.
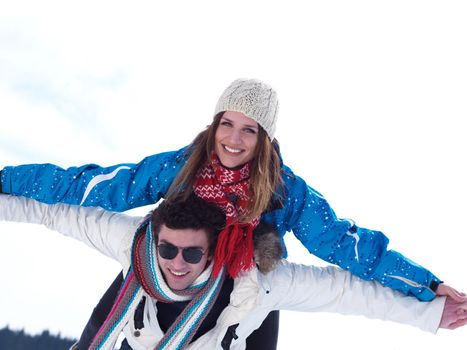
[214,78,279,139]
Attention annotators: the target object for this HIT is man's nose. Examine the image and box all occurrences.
[171,251,187,268]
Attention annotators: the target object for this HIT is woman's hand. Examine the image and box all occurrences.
[436,283,467,302]
[439,297,467,330]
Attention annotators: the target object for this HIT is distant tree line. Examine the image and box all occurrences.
[0,326,76,350]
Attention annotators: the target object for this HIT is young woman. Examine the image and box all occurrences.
[1,79,465,348]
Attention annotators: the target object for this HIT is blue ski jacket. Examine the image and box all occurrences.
[0,146,440,301]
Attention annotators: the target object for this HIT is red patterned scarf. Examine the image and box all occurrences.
[194,154,259,277]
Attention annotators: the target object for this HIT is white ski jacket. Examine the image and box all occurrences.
[0,194,445,350]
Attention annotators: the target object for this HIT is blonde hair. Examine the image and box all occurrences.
[166,113,283,222]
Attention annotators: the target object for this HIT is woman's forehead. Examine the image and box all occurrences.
[221,111,258,128]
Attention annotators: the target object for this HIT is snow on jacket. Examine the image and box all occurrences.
[0,194,445,349]
[0,146,440,301]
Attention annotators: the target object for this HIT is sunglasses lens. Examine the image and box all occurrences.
[158,243,204,264]
[158,243,178,260]
[182,248,204,264]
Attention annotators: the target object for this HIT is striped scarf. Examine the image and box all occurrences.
[89,219,226,350]
[194,154,260,278]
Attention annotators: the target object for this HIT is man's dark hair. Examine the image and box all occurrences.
[151,194,226,255]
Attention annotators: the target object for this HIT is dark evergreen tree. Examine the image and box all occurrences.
[0,326,76,350]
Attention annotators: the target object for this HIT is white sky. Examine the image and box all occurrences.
[0,1,466,349]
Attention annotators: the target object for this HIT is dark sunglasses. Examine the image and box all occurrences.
[157,243,207,264]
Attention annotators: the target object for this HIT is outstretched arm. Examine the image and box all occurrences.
[275,168,448,301]
[267,262,447,333]
[0,194,141,264]
[0,147,187,211]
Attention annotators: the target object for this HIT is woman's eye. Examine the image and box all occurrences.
[244,128,257,134]
[220,121,232,127]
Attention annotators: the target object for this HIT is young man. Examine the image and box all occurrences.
[0,193,465,350]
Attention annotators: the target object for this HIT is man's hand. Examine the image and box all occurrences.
[439,297,467,330]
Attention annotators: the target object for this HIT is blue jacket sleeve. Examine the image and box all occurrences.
[0,147,187,211]
[264,166,440,301]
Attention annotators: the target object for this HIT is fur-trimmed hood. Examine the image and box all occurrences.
[253,222,284,273]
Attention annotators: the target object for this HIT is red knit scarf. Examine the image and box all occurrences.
[194,154,259,278]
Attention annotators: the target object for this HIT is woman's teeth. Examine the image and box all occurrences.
[224,145,242,153]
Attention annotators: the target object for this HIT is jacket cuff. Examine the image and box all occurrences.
[430,280,443,293]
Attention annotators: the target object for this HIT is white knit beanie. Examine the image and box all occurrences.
[214,79,279,139]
